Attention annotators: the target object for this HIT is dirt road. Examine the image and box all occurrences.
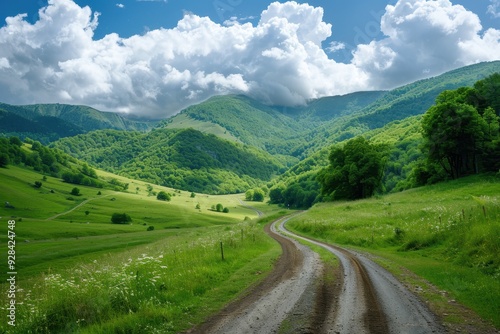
[189,215,445,333]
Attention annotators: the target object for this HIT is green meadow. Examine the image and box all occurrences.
[287,174,500,328]
[0,165,284,333]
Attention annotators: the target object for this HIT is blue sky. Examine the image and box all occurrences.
[0,0,499,117]
[1,0,496,62]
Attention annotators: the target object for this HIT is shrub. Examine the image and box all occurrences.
[252,189,265,202]
[70,187,80,196]
[223,207,229,213]
[245,189,254,201]
[0,153,10,168]
[147,226,155,231]
[34,181,43,189]
[111,213,132,224]
[216,203,224,212]
[157,191,171,201]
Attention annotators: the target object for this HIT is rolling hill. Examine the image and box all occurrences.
[51,128,284,194]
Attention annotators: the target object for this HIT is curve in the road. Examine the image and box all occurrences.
[187,214,324,334]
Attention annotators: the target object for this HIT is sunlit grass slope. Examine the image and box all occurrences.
[0,165,264,277]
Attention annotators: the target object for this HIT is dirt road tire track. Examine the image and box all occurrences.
[187,215,319,333]
[277,218,445,334]
[187,215,446,333]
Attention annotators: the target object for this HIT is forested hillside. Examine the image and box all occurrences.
[0,136,111,189]
[162,95,309,157]
[52,128,284,194]
[285,90,387,121]
[294,61,500,157]
[0,102,156,143]
[268,71,500,208]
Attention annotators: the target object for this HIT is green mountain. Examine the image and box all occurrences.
[282,90,387,121]
[160,61,500,159]
[161,95,309,161]
[52,128,284,194]
[0,108,84,143]
[0,102,157,143]
[161,92,385,158]
[295,61,500,157]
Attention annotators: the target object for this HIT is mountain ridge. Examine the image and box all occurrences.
[0,102,158,143]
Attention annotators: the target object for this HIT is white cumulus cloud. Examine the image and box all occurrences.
[0,0,499,118]
[352,0,500,89]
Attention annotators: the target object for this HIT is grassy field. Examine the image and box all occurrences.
[0,165,268,278]
[287,174,500,329]
[0,165,285,333]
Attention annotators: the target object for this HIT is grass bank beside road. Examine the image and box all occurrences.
[287,175,500,329]
[2,219,282,333]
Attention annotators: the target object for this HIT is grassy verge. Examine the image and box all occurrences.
[286,175,500,329]
[0,165,263,278]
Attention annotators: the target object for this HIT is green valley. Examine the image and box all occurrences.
[1,61,499,333]
[52,128,284,194]
[0,158,284,333]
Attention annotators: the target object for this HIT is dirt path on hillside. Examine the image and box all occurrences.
[238,199,264,217]
[45,193,113,221]
[187,215,492,334]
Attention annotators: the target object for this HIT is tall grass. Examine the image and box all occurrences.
[0,219,280,333]
[289,177,500,275]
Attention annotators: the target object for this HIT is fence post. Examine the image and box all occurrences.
[220,241,224,261]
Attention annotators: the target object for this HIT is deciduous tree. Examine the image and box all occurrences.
[318,137,386,200]
[157,191,171,201]
[421,89,489,179]
[111,213,132,224]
